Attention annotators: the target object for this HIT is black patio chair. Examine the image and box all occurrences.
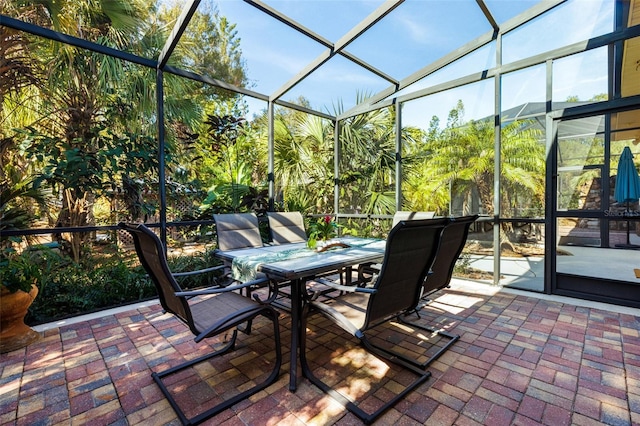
[213,212,264,251]
[418,214,478,299]
[212,213,275,315]
[299,218,449,424]
[119,223,281,426]
[359,214,478,299]
[267,211,308,244]
[394,214,477,368]
[391,210,436,226]
[212,213,265,284]
[356,210,435,284]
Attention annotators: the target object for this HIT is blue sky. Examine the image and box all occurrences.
[192,0,613,127]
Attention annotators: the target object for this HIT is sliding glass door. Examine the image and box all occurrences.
[550,106,640,307]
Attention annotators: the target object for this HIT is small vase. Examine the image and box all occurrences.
[0,285,41,353]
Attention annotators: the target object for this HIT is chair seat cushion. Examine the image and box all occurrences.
[190,291,260,334]
[312,292,370,334]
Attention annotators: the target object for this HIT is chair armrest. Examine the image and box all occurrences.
[310,299,362,337]
[313,278,376,294]
[172,264,228,277]
[175,277,269,297]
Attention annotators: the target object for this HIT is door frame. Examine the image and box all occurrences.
[546,95,640,306]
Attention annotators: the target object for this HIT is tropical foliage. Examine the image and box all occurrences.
[406,101,545,220]
[2,0,248,260]
[338,99,402,216]
[309,215,339,241]
[199,113,269,214]
[0,249,42,294]
[265,101,334,214]
[1,2,552,323]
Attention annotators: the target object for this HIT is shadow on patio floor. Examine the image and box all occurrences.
[2,281,640,425]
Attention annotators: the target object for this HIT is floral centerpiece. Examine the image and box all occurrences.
[310,215,338,240]
[308,215,338,249]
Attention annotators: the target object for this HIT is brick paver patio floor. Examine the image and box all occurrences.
[2,280,640,425]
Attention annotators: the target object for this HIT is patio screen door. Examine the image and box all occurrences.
[550,107,640,307]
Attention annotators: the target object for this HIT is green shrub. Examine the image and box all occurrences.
[168,249,224,288]
[26,244,222,325]
[26,247,151,324]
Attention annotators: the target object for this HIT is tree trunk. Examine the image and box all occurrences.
[475,172,494,216]
[54,188,91,262]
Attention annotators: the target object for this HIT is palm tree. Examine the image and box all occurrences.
[338,98,426,216]
[198,113,268,213]
[11,0,157,260]
[407,100,544,222]
[5,0,248,259]
[250,100,333,214]
[500,120,546,217]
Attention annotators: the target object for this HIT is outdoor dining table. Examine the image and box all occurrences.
[214,236,386,391]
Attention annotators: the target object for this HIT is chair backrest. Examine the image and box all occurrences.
[392,211,436,227]
[364,217,449,329]
[213,213,264,251]
[422,214,478,296]
[267,211,307,244]
[118,223,194,330]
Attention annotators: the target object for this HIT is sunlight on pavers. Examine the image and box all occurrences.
[6,283,640,425]
[333,348,376,370]
[431,294,489,313]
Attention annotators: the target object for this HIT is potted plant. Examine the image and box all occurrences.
[0,251,41,353]
[308,215,341,250]
[0,167,48,352]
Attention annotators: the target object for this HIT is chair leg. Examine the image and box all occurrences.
[238,285,277,334]
[324,312,458,372]
[396,314,460,369]
[238,320,253,335]
[153,310,282,425]
[299,304,431,425]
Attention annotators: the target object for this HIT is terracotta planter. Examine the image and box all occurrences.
[0,285,41,353]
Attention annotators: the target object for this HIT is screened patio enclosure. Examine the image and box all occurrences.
[2,0,640,309]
